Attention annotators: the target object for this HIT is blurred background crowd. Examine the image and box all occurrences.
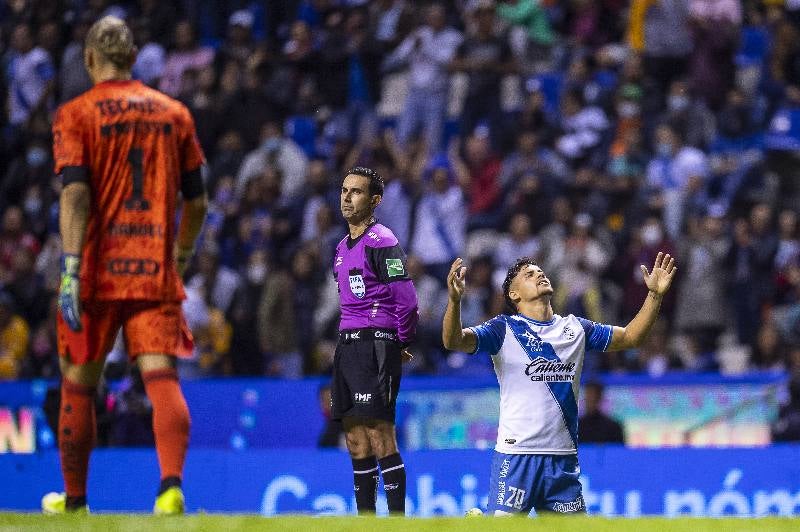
[1,0,799,383]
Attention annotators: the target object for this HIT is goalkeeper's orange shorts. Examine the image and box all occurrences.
[57,300,193,365]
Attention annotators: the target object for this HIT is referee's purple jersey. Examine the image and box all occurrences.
[334,222,419,344]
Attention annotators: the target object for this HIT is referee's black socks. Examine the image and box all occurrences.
[379,453,406,514]
[352,456,379,514]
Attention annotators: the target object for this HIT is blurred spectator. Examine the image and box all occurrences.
[554,89,609,165]
[493,213,539,276]
[537,196,572,274]
[776,209,800,273]
[451,1,516,146]
[658,79,716,149]
[579,382,625,444]
[317,382,345,448]
[159,20,215,97]
[180,283,233,379]
[644,123,709,239]
[186,241,242,317]
[725,204,778,346]
[0,206,39,274]
[459,129,503,229]
[0,291,29,380]
[409,154,467,282]
[59,15,93,101]
[687,0,741,110]
[5,247,49,328]
[5,23,55,133]
[108,368,155,447]
[368,0,415,52]
[499,129,567,195]
[496,0,555,69]
[771,378,800,442]
[237,121,309,199]
[632,0,692,92]
[752,321,787,371]
[257,248,320,378]
[383,2,463,150]
[131,15,166,87]
[553,213,610,321]
[217,10,257,67]
[616,216,676,322]
[674,209,730,365]
[407,255,448,372]
[628,319,680,375]
[228,250,269,376]
[318,8,383,144]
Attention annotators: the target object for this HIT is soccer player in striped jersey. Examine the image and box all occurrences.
[442,253,677,515]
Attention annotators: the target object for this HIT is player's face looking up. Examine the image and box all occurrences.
[341,174,380,225]
[508,264,553,308]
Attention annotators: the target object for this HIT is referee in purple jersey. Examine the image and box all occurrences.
[332,167,419,515]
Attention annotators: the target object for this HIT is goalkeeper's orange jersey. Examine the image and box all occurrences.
[52,79,205,302]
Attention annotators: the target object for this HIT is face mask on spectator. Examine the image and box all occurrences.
[26,147,48,168]
[641,224,663,246]
[656,142,673,158]
[247,263,267,284]
[668,95,690,112]
[262,138,281,153]
[24,196,42,216]
[617,102,640,118]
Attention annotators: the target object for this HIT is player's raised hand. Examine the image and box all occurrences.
[58,254,82,331]
[447,258,467,302]
[641,252,677,296]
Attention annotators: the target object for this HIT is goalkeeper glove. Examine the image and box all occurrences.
[58,254,82,331]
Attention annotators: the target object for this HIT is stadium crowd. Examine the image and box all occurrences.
[1,0,799,382]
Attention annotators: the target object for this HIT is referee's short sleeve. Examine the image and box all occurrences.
[367,244,410,283]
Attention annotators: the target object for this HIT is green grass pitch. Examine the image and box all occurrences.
[1,514,798,532]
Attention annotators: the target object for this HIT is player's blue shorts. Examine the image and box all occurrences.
[487,451,586,516]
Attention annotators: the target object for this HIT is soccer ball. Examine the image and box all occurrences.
[465,507,484,517]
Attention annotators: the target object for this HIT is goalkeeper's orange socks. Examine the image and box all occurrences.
[142,369,190,485]
[379,453,406,514]
[59,379,96,510]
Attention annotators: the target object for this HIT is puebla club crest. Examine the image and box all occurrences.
[349,268,365,299]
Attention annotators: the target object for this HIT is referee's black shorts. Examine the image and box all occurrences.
[331,328,403,423]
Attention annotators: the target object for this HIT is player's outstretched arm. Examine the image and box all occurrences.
[175,191,208,277]
[607,252,677,351]
[442,258,478,353]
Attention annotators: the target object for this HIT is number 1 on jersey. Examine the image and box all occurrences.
[124,147,151,211]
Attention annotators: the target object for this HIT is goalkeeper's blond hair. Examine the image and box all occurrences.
[85,16,136,69]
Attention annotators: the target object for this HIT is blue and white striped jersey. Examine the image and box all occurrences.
[469,313,612,455]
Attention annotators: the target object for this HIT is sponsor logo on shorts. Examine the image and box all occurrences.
[354,392,372,404]
[374,330,397,341]
[107,258,160,276]
[385,258,404,277]
[504,438,516,445]
[384,483,399,491]
[552,497,585,513]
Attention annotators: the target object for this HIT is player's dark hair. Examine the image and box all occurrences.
[502,257,538,312]
[345,166,384,197]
